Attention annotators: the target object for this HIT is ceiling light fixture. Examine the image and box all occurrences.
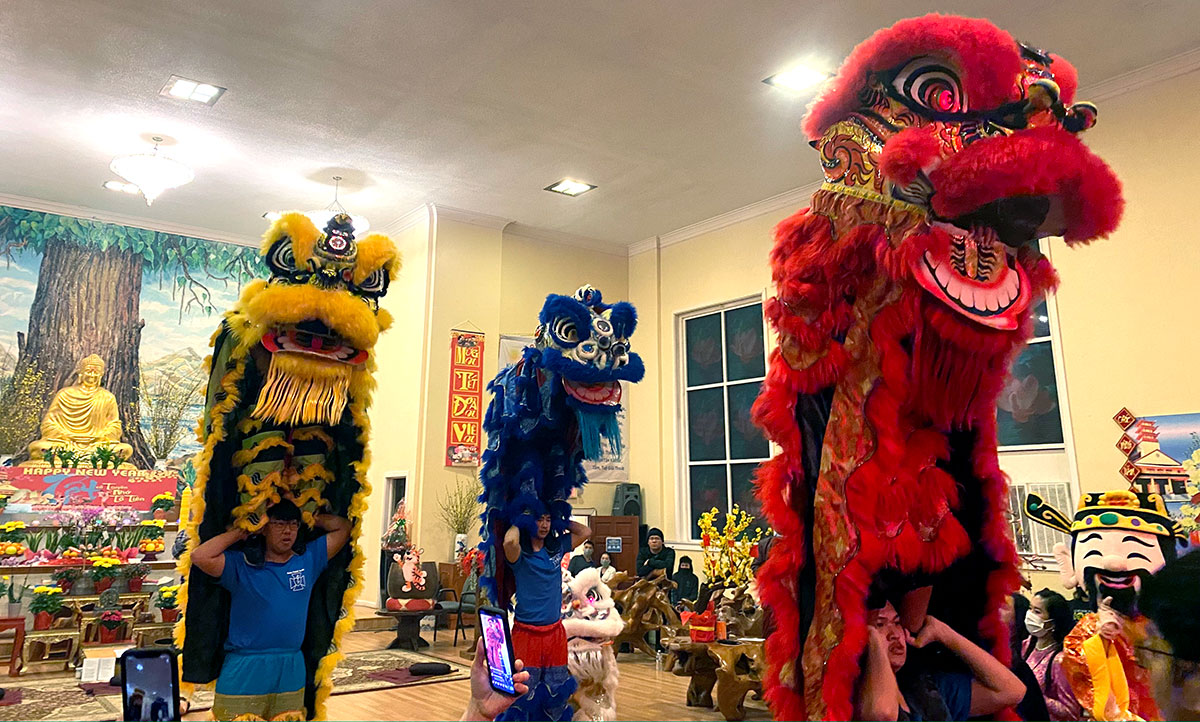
[103,180,141,194]
[159,74,227,105]
[763,64,831,93]
[264,177,370,235]
[544,179,597,197]
[109,136,195,206]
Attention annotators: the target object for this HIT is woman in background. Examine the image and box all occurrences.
[598,552,617,584]
[1004,594,1050,722]
[1022,589,1081,721]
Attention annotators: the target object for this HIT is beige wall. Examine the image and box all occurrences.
[360,211,433,605]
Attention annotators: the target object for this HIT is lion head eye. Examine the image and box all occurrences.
[551,317,580,346]
[889,58,967,114]
[354,268,389,298]
[265,237,297,277]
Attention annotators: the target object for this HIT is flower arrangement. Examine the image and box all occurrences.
[29,585,64,614]
[99,609,123,630]
[460,547,485,577]
[121,562,150,592]
[0,521,27,544]
[98,506,141,527]
[150,493,176,513]
[697,504,769,589]
[52,567,81,592]
[5,576,26,604]
[437,476,480,538]
[89,557,122,591]
[380,501,411,552]
[154,584,181,610]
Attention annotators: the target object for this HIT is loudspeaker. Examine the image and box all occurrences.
[611,483,643,523]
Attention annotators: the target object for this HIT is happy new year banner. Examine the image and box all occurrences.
[445,331,484,467]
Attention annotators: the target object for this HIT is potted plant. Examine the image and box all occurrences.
[29,585,64,630]
[89,557,121,593]
[155,584,181,622]
[5,577,26,618]
[97,609,123,644]
[437,476,480,562]
[51,567,81,594]
[122,562,150,593]
[150,493,176,521]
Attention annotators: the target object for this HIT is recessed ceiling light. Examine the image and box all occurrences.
[763,64,831,93]
[545,179,597,197]
[159,74,227,105]
[103,180,141,194]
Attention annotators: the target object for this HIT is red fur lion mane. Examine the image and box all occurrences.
[752,14,1122,721]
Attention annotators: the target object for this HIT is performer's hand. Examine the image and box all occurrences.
[1098,596,1121,641]
[466,637,530,721]
[911,615,954,648]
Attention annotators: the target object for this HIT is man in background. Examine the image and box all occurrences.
[1134,551,1200,721]
[568,538,598,576]
[636,527,675,580]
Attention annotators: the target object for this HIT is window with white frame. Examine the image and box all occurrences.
[679,297,769,539]
[999,239,1080,559]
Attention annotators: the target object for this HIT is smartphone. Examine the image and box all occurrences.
[478,605,518,695]
[120,647,180,722]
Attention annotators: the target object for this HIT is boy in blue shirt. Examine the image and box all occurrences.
[191,499,349,720]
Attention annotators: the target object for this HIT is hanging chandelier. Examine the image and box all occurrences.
[109,136,195,206]
[305,176,369,234]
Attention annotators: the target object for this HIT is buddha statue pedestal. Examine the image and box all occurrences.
[23,354,134,469]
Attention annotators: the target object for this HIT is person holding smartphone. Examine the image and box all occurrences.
[189,498,350,721]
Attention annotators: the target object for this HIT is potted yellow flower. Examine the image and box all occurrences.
[89,557,122,593]
[150,493,177,521]
[30,585,64,630]
[155,584,181,622]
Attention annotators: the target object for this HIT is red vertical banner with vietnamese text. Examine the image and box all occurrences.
[445,330,485,466]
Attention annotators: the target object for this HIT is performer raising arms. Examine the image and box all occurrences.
[504,514,590,696]
[190,498,350,721]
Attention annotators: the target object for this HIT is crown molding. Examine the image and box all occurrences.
[627,236,660,257]
[653,179,823,251]
[432,204,513,231]
[504,222,626,257]
[0,191,258,247]
[1079,46,1200,103]
[379,203,432,237]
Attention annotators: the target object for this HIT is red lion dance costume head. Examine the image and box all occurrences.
[753,14,1122,720]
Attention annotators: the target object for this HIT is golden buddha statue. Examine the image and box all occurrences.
[26,354,134,467]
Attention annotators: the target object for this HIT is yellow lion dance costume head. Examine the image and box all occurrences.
[178,212,398,719]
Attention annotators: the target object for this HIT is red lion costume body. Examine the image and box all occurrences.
[752,15,1123,720]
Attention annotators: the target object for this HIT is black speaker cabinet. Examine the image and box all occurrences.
[611,483,643,524]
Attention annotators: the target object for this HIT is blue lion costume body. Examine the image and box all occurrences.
[478,285,643,721]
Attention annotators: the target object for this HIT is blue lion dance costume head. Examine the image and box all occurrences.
[478,285,643,721]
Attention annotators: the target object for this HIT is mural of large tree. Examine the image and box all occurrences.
[0,206,263,468]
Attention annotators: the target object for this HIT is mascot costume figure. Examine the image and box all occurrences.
[479,285,643,720]
[179,212,399,720]
[751,14,1124,720]
[1026,489,1184,721]
[561,567,624,722]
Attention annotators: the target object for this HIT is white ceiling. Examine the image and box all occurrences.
[1,1,1199,249]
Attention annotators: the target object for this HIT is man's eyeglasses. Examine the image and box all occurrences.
[1135,644,1200,681]
[268,520,300,531]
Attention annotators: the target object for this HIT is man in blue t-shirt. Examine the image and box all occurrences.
[191,499,349,720]
[856,598,1025,721]
[503,513,590,695]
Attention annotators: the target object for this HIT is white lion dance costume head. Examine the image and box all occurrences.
[561,567,624,722]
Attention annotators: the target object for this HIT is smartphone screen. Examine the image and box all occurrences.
[121,648,179,722]
[478,606,517,695]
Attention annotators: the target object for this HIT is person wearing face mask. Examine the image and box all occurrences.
[1021,589,1082,721]
[598,552,617,584]
[672,555,700,608]
[1002,594,1051,722]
